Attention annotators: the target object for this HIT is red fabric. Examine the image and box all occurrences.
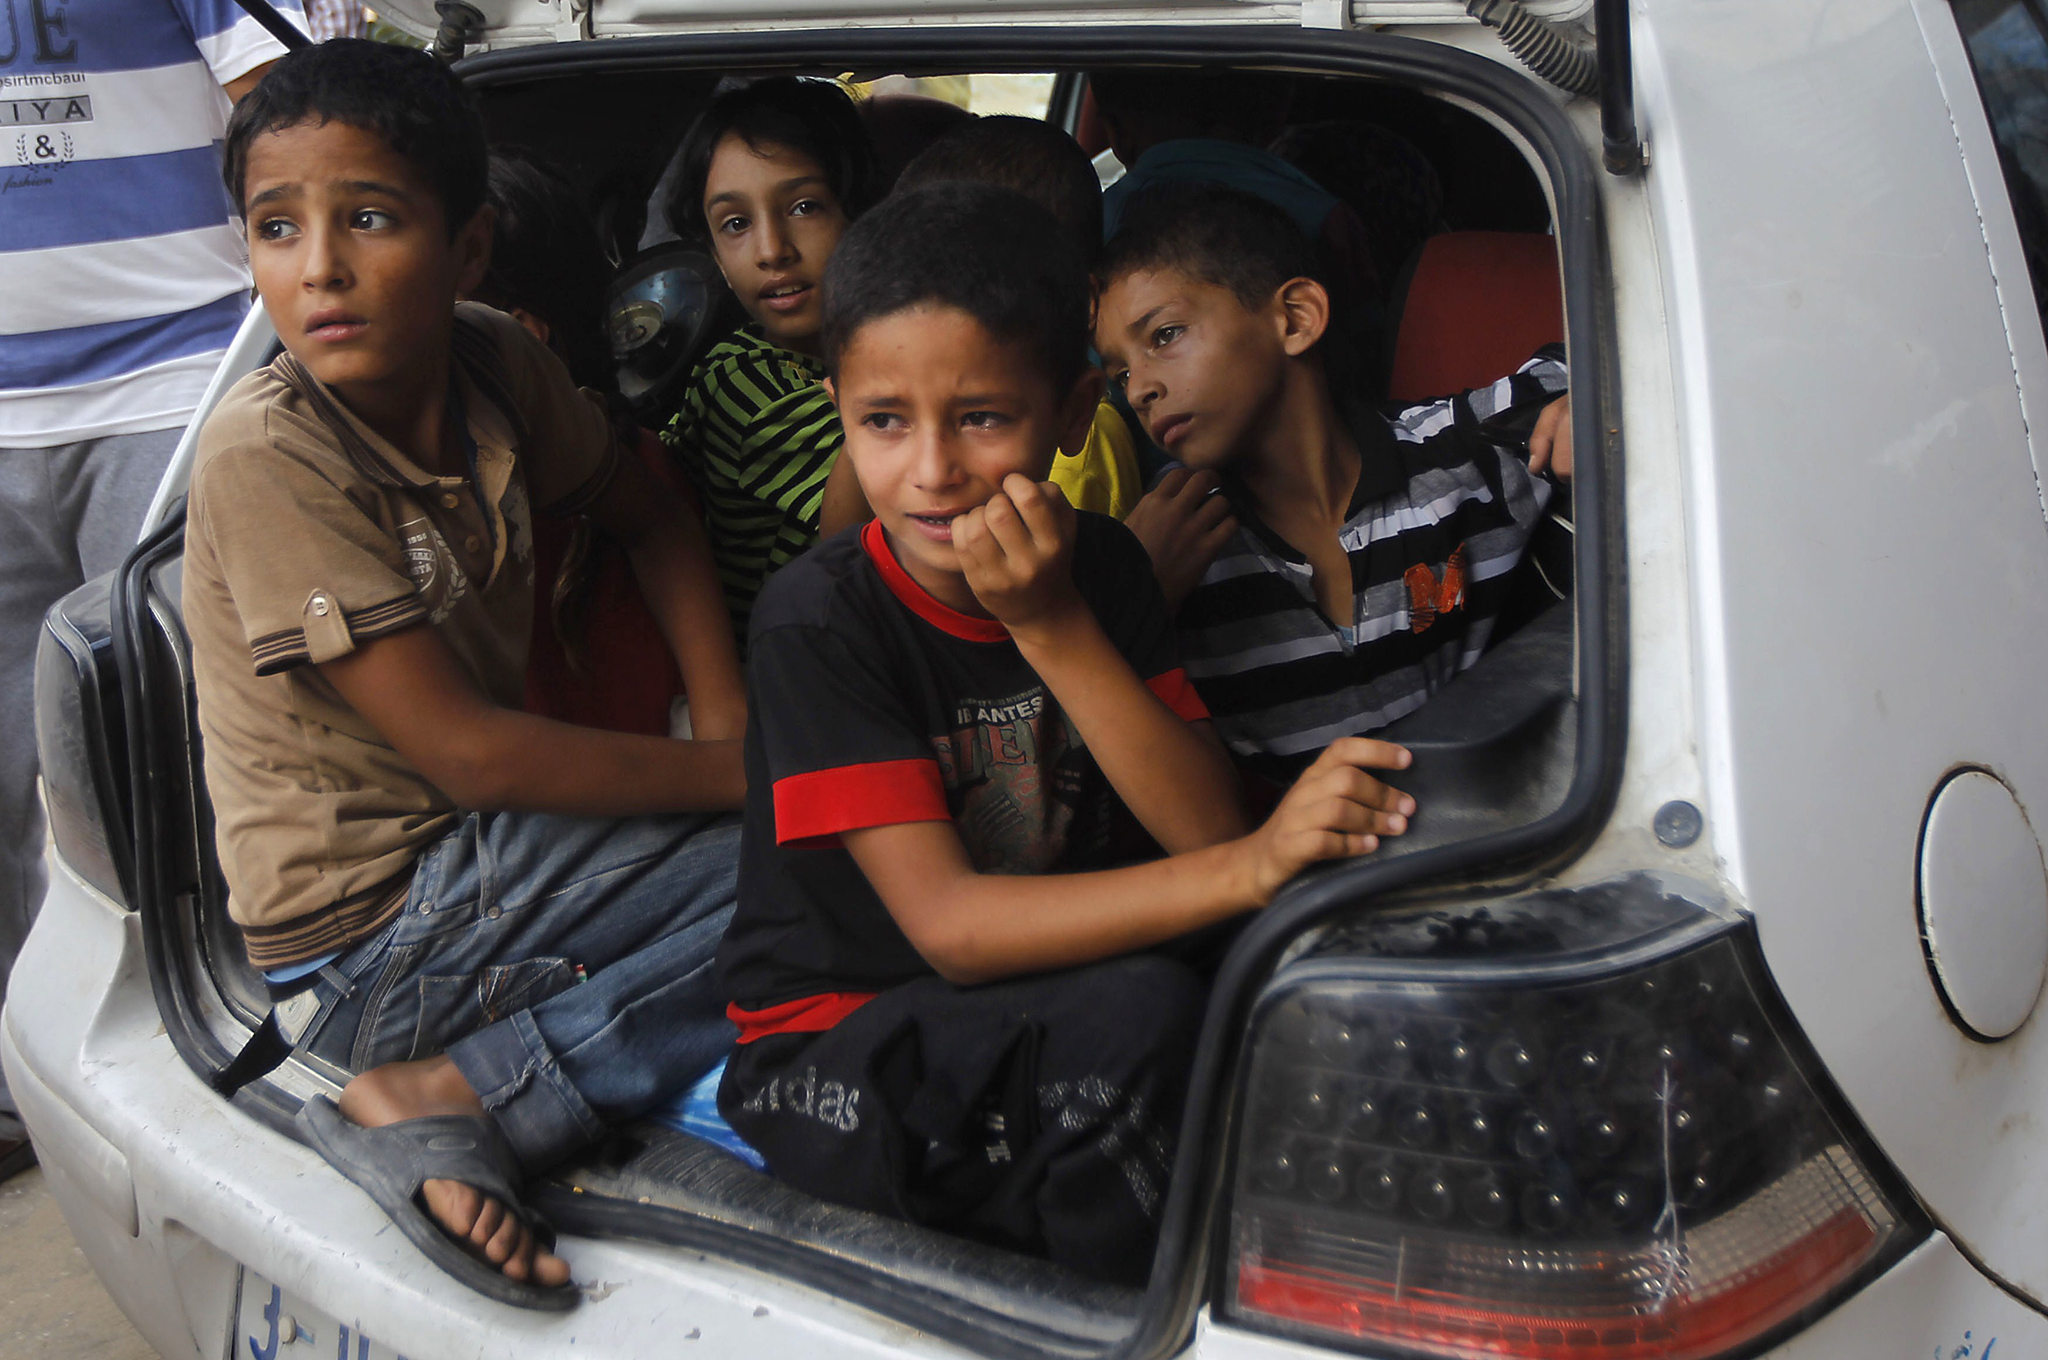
[1386,232,1565,406]
[1146,667,1210,724]
[728,992,878,1043]
[773,757,951,847]
[523,428,686,736]
[859,520,1010,643]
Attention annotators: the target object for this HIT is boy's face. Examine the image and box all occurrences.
[243,119,491,406]
[828,304,1098,603]
[1093,265,1293,473]
[702,134,849,355]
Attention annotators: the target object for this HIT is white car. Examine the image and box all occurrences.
[16,0,2048,1357]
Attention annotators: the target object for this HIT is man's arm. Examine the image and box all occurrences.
[954,475,1252,853]
[318,625,744,814]
[581,449,748,740]
[222,60,276,103]
[845,736,1414,985]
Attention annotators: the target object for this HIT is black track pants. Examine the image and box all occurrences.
[719,955,1208,1285]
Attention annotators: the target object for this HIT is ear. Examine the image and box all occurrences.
[1056,365,1107,457]
[822,375,838,409]
[452,202,496,296]
[1272,276,1331,358]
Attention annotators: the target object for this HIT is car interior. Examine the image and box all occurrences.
[36,51,1596,1360]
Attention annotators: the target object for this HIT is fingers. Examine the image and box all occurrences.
[1002,473,1072,554]
[1312,736,1415,778]
[1528,395,1571,478]
[976,489,1032,561]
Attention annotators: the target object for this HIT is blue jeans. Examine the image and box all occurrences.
[297,809,740,1172]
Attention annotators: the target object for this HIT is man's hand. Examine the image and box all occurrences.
[955,474,1083,638]
[1236,738,1416,904]
[1125,468,1238,612]
[1528,395,1573,480]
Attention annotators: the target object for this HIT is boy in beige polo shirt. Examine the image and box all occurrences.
[186,40,746,1307]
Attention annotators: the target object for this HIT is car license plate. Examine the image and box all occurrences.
[233,1268,406,1360]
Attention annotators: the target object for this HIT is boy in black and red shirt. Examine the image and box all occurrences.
[716,182,1419,1283]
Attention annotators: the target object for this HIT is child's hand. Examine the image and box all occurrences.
[1528,395,1573,480]
[956,474,1084,638]
[1126,469,1238,612]
[1237,737,1416,904]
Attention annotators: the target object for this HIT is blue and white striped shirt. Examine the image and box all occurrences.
[0,0,302,446]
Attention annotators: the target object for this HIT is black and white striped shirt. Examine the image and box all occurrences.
[1178,348,1567,782]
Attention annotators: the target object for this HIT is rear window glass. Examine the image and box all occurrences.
[1952,0,2048,329]
[852,73,1058,118]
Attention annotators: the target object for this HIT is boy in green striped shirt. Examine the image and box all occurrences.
[662,78,878,645]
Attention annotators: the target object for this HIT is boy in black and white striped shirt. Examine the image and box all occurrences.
[1094,184,1572,788]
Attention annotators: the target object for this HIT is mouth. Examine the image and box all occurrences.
[1151,412,1194,451]
[304,309,368,343]
[903,508,969,543]
[757,280,814,315]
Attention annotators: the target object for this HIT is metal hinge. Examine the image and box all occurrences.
[556,0,592,41]
[1301,0,1352,28]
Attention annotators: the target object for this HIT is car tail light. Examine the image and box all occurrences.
[1222,872,1924,1360]
[34,591,132,908]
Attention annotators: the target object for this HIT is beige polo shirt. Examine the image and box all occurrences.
[184,304,620,969]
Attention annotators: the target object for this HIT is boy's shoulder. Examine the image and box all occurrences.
[193,363,361,501]
[689,327,827,406]
[747,524,877,639]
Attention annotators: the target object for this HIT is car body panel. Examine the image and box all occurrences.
[1629,0,2048,1306]
[18,4,2048,1355]
[5,856,971,1360]
[363,0,1592,56]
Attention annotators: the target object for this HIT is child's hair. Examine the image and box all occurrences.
[1098,181,1319,309]
[665,77,877,245]
[471,148,616,394]
[221,38,487,236]
[821,181,1090,392]
[895,115,1103,265]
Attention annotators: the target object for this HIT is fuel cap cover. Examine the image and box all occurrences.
[1918,769,2048,1041]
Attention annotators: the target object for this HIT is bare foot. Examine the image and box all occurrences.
[338,1057,572,1288]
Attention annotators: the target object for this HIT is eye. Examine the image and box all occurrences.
[350,208,396,231]
[717,214,749,235]
[1109,368,1130,391]
[254,217,299,241]
[861,411,905,432]
[961,410,1010,431]
[790,198,821,217]
[1149,323,1185,350]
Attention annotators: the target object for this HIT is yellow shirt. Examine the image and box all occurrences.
[1049,401,1142,519]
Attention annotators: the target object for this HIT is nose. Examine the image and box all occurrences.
[1123,360,1162,414]
[300,220,349,292]
[755,215,797,270]
[907,426,964,494]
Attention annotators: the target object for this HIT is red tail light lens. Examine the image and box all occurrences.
[1223,873,1923,1360]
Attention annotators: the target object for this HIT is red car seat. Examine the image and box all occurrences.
[1386,231,1564,405]
[524,428,687,736]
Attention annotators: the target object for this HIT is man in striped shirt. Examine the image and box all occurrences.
[1096,184,1572,787]
[0,0,301,1179]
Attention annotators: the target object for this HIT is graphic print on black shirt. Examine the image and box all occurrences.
[934,688,1111,873]
[718,515,1209,1020]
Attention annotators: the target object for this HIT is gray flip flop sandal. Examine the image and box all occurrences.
[296,1095,579,1311]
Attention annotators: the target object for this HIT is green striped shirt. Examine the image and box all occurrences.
[663,327,843,647]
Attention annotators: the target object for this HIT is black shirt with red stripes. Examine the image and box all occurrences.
[718,514,1210,1034]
